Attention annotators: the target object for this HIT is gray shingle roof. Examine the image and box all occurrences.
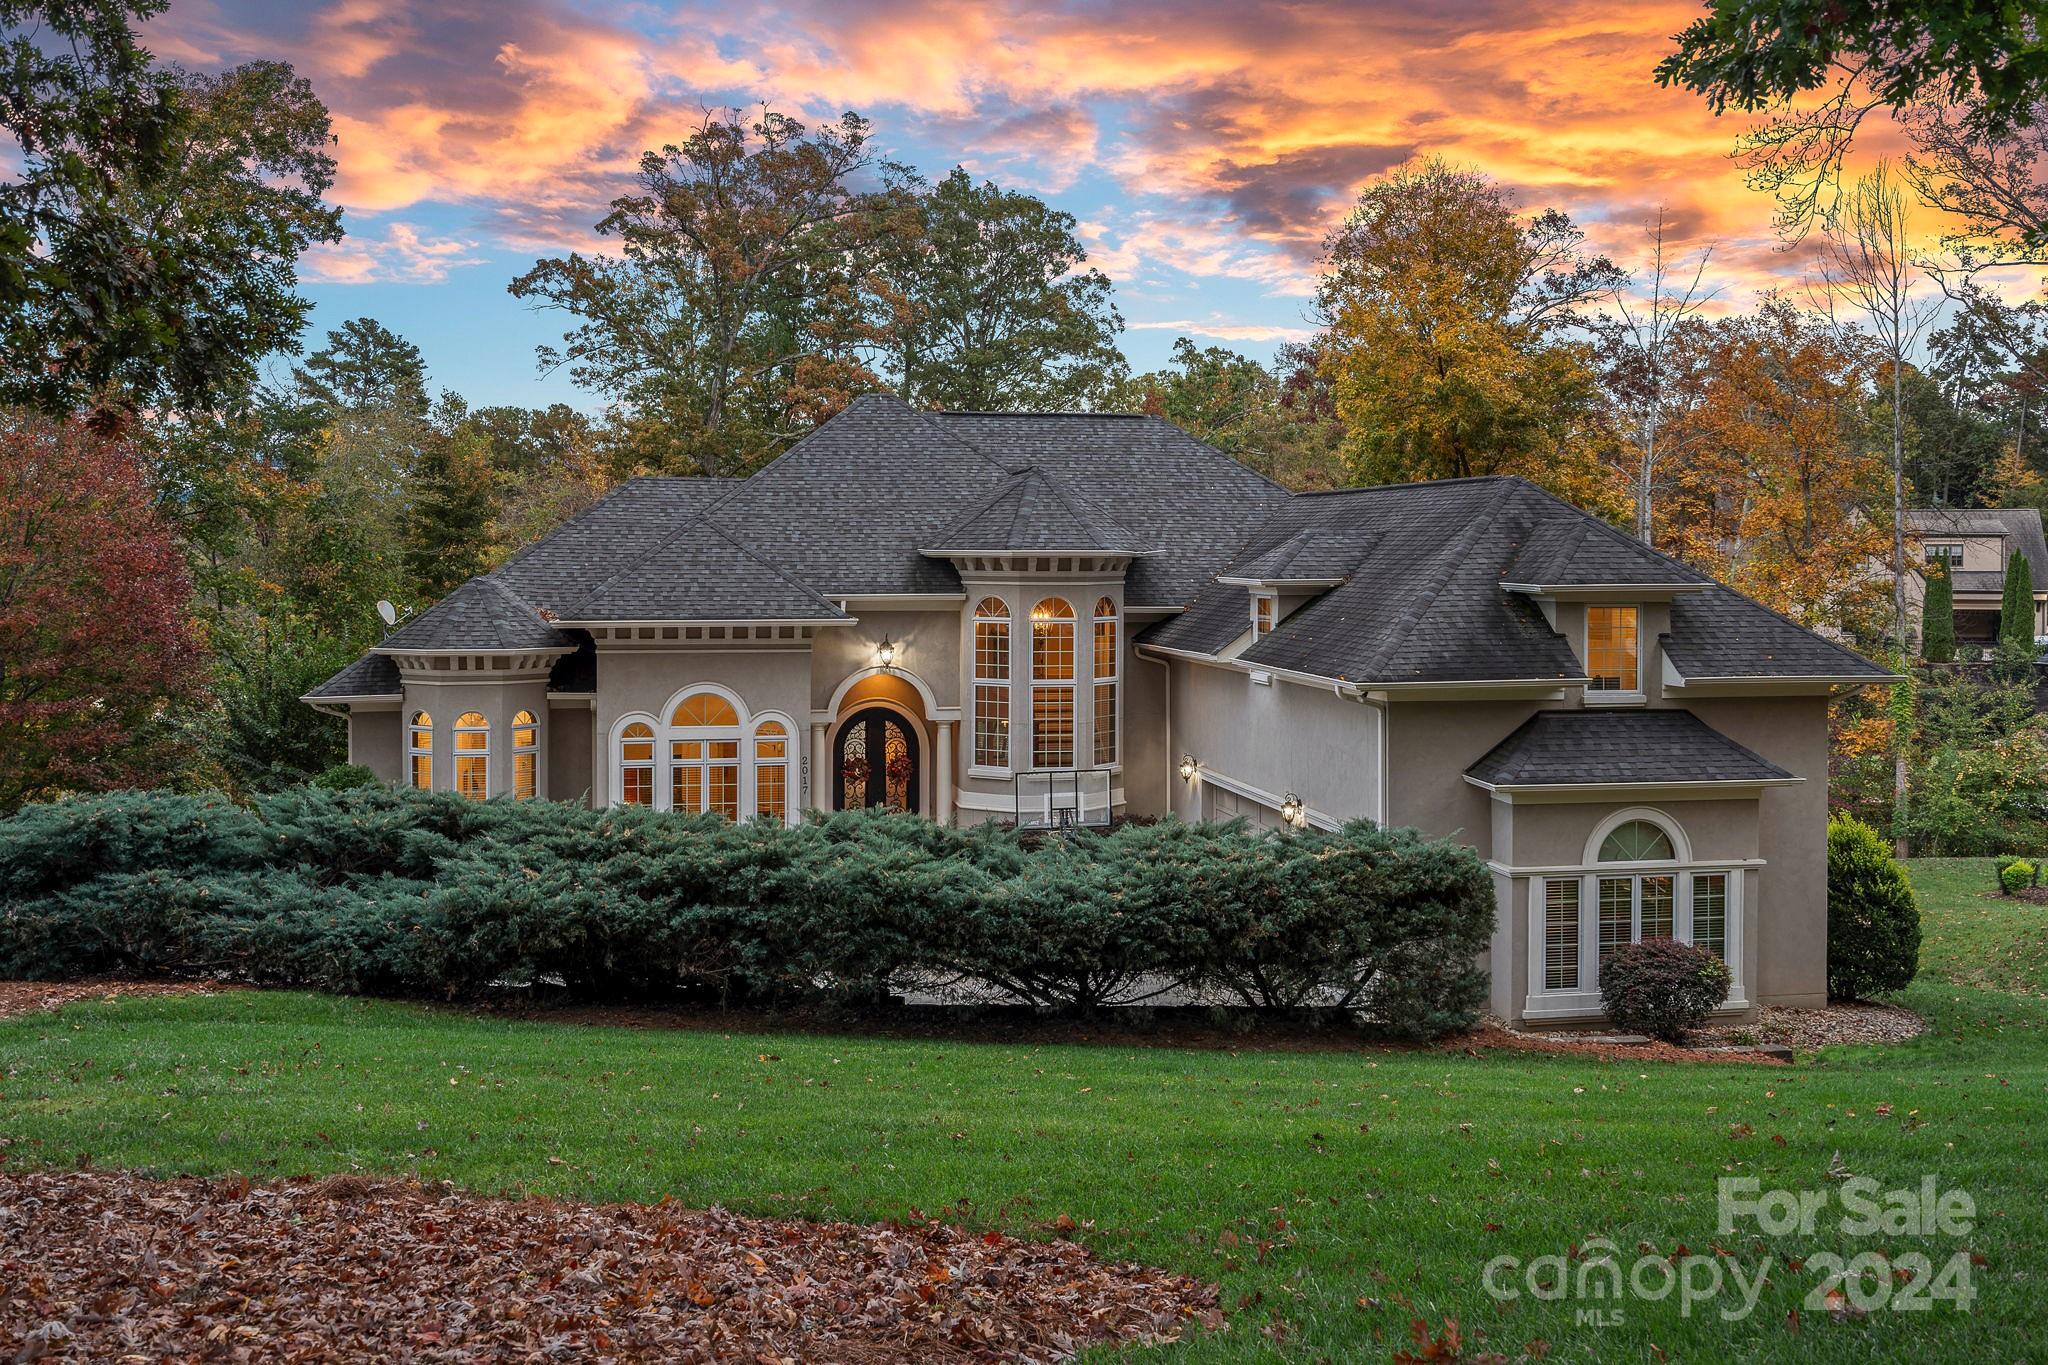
[1506,514,1702,586]
[1464,709,1796,787]
[1147,478,1593,683]
[1906,507,2048,592]
[303,651,400,701]
[491,476,740,613]
[1663,589,1892,679]
[1227,526,1374,582]
[563,521,848,623]
[927,465,1151,553]
[379,576,573,653]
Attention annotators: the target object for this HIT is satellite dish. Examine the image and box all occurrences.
[376,600,398,627]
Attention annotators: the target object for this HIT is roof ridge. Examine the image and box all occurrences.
[1506,478,1712,584]
[1031,462,1145,548]
[1354,479,1518,678]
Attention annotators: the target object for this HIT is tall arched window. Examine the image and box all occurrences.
[454,711,490,799]
[754,720,789,823]
[1596,818,1677,963]
[1093,596,1118,766]
[1031,597,1075,768]
[670,691,741,818]
[408,711,433,790]
[972,596,1010,769]
[512,710,539,799]
[619,722,655,806]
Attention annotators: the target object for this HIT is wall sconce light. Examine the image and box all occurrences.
[1178,754,1198,782]
[877,635,897,669]
[1279,792,1307,828]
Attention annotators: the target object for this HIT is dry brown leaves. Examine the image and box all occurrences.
[0,980,234,1022]
[0,1170,1222,1363]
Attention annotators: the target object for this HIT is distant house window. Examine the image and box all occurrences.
[512,710,538,800]
[1032,596,1075,768]
[1926,542,1964,573]
[1093,596,1118,766]
[755,720,789,823]
[407,711,433,791]
[1252,594,1275,639]
[670,691,741,819]
[620,722,655,806]
[1586,606,1640,693]
[972,596,1010,769]
[454,711,489,799]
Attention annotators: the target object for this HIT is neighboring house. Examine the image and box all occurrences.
[305,395,1893,1025]
[1903,507,2048,646]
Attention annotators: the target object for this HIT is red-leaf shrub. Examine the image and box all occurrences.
[1597,937,1731,1042]
[0,414,204,808]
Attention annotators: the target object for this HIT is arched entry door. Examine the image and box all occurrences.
[834,707,920,813]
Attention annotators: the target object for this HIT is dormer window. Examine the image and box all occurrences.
[1251,593,1275,639]
[1586,606,1641,697]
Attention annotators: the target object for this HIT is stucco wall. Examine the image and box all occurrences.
[811,610,962,713]
[1165,659,1383,826]
[546,703,592,802]
[1684,694,1832,1007]
[1381,698,1545,850]
[1122,623,1169,817]
[346,708,402,784]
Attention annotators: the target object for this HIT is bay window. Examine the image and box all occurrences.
[1031,596,1075,768]
[972,596,1011,769]
[1093,596,1118,766]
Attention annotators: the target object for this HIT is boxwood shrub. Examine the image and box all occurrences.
[0,787,1498,1038]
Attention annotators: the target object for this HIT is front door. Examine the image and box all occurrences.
[834,707,920,813]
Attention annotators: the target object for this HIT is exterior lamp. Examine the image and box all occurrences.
[1178,754,1199,782]
[877,635,897,669]
[1279,793,1306,828]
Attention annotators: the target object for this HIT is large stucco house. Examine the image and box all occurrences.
[305,395,1892,1025]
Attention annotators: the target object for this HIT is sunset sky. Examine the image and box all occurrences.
[143,0,1926,409]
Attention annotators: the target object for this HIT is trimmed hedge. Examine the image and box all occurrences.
[1826,812,1921,1000]
[0,787,1497,1038]
[1598,938,1730,1042]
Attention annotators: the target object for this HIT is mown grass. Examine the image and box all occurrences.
[3,858,2044,1360]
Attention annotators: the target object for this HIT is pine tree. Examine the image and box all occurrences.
[405,425,497,600]
[1921,562,1956,662]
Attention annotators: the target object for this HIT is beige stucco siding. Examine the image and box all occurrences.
[546,703,592,802]
[1684,694,1831,1007]
[347,708,402,784]
[1165,659,1383,826]
[811,609,961,713]
[1382,698,1545,849]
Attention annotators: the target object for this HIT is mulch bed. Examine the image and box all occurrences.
[1449,1023,1791,1066]
[0,1170,1222,1363]
[0,980,234,1022]
[1690,1000,1927,1051]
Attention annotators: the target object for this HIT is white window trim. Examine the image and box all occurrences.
[1523,811,1744,1017]
[750,711,798,827]
[1092,596,1120,768]
[512,709,540,800]
[610,712,661,809]
[1250,591,1276,639]
[453,711,491,798]
[1583,604,1645,706]
[661,684,749,817]
[971,595,1013,776]
[1029,596,1078,771]
[407,712,434,791]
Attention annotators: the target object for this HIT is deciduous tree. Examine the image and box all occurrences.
[511,108,910,476]
[883,168,1126,411]
[0,2,340,422]
[1316,158,1627,513]
[0,413,204,808]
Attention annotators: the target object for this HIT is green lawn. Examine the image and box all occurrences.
[3,860,2045,1360]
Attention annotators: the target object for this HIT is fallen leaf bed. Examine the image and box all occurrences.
[0,1171,1222,1362]
[0,980,232,1021]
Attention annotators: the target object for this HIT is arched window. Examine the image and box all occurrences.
[1598,820,1676,862]
[619,722,655,806]
[1031,597,1074,768]
[754,720,789,823]
[408,711,433,790]
[512,710,539,800]
[670,691,741,819]
[972,596,1010,769]
[454,711,490,799]
[1093,596,1118,766]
